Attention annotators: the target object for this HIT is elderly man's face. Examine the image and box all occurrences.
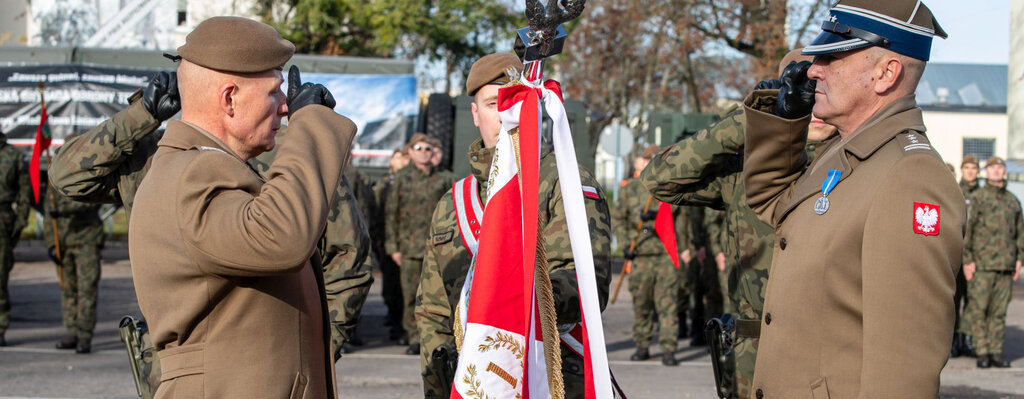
[961,163,979,182]
[807,49,877,132]
[232,69,287,157]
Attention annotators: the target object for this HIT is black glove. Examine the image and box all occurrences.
[142,71,180,122]
[775,61,816,119]
[640,210,658,222]
[754,79,782,91]
[287,65,336,115]
[623,249,637,261]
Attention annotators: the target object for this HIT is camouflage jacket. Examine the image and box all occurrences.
[0,134,31,232]
[612,177,692,257]
[963,182,1024,271]
[639,108,831,318]
[42,189,104,249]
[704,207,726,257]
[384,164,457,257]
[48,95,372,346]
[416,139,612,397]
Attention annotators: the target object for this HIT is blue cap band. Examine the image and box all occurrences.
[803,5,936,61]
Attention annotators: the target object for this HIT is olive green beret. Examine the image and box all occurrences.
[466,53,524,96]
[173,16,294,73]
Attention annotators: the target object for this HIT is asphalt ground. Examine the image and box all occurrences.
[1,241,1022,398]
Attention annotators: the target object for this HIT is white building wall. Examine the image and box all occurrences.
[923,110,1008,180]
[1008,0,1024,158]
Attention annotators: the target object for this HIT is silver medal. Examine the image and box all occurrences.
[814,196,830,215]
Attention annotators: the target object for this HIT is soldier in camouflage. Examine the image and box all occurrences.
[704,207,731,314]
[0,128,32,348]
[43,176,105,354]
[614,145,691,366]
[952,155,980,357]
[415,52,612,399]
[683,204,722,347]
[962,156,1021,369]
[385,132,458,355]
[376,147,410,342]
[48,71,372,395]
[640,98,835,397]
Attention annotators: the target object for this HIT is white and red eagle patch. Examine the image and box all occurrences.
[913,202,940,236]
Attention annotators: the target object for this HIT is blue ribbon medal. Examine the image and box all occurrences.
[814,169,842,215]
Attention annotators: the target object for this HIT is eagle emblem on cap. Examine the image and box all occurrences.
[913,202,940,236]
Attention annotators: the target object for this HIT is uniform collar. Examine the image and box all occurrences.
[842,95,925,160]
[161,121,248,164]
[984,181,1007,193]
[960,179,978,191]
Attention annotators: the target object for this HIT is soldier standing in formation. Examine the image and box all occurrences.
[44,179,105,354]
[953,155,980,358]
[415,52,611,399]
[376,146,410,342]
[0,127,31,347]
[962,156,1020,369]
[614,145,690,366]
[385,132,457,355]
[742,0,963,396]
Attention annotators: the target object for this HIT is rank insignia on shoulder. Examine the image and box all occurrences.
[902,133,931,152]
[913,202,940,236]
[583,186,600,200]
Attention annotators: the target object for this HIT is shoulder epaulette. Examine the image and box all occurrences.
[896,131,932,152]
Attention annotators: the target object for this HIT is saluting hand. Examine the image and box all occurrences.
[142,71,180,122]
[964,262,976,281]
[287,65,336,116]
[775,61,816,119]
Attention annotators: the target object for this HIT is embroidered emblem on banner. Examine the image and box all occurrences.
[913,202,940,236]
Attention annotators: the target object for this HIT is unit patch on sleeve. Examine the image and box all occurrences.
[913,202,940,236]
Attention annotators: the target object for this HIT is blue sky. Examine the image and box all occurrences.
[921,0,1008,65]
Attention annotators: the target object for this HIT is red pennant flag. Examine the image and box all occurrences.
[654,202,680,269]
[30,103,52,204]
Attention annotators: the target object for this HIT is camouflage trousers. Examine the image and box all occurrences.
[378,251,404,331]
[56,245,101,339]
[401,256,423,345]
[719,265,734,315]
[0,231,12,334]
[964,270,1014,355]
[731,290,762,399]
[628,254,680,353]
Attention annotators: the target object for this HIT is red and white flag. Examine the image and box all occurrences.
[451,62,612,399]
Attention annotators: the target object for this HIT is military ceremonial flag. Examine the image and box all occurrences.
[654,202,680,269]
[30,94,52,204]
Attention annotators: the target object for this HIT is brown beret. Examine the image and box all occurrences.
[427,137,442,148]
[175,16,294,73]
[640,145,661,160]
[408,133,430,146]
[778,48,814,77]
[961,155,979,167]
[986,156,1005,167]
[466,53,524,96]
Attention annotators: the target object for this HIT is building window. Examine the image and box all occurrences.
[963,138,995,161]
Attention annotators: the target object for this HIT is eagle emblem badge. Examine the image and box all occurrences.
[913,202,940,236]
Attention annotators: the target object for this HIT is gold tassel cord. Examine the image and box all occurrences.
[535,225,566,399]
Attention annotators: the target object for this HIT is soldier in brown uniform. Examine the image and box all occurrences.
[127,17,353,398]
[415,52,611,399]
[385,133,457,355]
[742,1,963,397]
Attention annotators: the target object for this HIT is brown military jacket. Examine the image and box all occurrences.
[743,92,964,399]
[128,106,354,399]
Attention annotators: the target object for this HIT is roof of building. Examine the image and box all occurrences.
[916,63,1006,111]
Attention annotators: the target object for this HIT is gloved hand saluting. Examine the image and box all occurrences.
[142,71,180,122]
[287,65,336,116]
[774,61,816,119]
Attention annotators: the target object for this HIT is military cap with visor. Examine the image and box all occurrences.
[802,0,947,61]
[961,155,979,167]
[166,16,295,73]
[466,52,525,96]
[986,156,1006,167]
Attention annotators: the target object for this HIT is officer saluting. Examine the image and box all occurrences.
[742,0,963,398]
[128,17,353,398]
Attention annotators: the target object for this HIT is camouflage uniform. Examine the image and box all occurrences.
[42,189,104,341]
[640,108,832,398]
[613,177,690,355]
[48,95,372,395]
[955,179,978,336]
[385,163,457,346]
[962,182,1023,357]
[704,208,732,314]
[375,172,405,334]
[0,133,31,339]
[416,139,612,399]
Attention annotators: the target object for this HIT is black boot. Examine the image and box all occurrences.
[661,351,678,366]
[950,332,963,358]
[977,355,991,368]
[962,334,977,358]
[0,332,6,347]
[990,354,1012,368]
[56,336,77,350]
[75,337,91,354]
[630,347,650,361]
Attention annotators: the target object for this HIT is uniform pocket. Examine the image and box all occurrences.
[810,377,830,399]
[289,373,309,399]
